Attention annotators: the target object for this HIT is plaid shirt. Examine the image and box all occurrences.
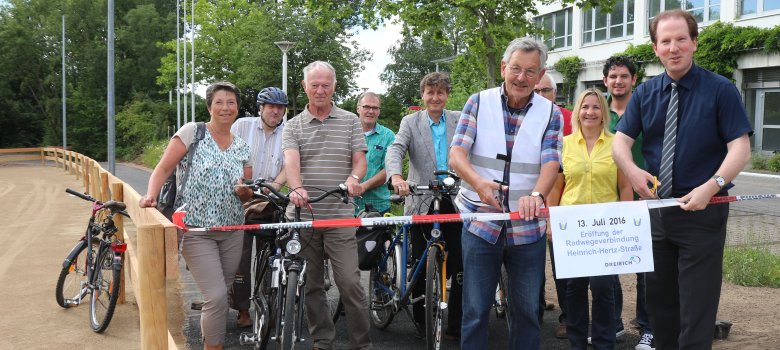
[451,84,562,245]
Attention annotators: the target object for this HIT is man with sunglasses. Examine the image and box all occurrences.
[534,74,572,136]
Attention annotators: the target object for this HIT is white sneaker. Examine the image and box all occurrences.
[635,332,655,350]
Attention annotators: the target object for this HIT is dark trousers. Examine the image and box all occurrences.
[648,204,729,350]
[548,239,568,323]
[411,198,463,335]
[566,275,616,350]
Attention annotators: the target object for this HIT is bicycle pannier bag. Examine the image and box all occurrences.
[355,209,392,271]
[156,122,206,220]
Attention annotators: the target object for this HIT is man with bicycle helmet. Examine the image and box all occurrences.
[230,86,289,328]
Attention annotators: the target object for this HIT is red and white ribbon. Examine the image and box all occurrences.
[172,194,780,232]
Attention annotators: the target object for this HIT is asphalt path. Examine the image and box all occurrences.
[106,162,780,349]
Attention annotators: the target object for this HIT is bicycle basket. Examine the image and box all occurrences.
[355,210,392,271]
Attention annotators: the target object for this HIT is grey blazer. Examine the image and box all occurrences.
[385,109,461,215]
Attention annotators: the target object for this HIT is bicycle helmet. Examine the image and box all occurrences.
[256,87,289,109]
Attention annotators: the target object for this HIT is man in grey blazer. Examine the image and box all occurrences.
[385,72,463,340]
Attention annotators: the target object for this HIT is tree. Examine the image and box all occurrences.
[0,0,176,159]
[299,0,615,88]
[157,1,369,119]
[381,31,455,107]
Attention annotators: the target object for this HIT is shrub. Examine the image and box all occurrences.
[768,153,780,172]
[723,246,780,288]
[140,139,167,169]
[750,152,768,170]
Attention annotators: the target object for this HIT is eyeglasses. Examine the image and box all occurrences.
[507,66,540,78]
[360,105,380,112]
[534,87,554,94]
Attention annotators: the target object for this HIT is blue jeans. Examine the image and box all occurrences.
[567,275,616,350]
[461,228,546,350]
[635,273,652,334]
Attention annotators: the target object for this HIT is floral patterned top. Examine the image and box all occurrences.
[174,122,251,228]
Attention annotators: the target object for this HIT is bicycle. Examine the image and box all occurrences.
[55,188,128,333]
[238,178,349,350]
[368,170,460,350]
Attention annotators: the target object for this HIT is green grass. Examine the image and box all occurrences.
[139,139,167,169]
[723,246,780,288]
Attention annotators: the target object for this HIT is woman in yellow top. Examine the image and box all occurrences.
[547,88,632,350]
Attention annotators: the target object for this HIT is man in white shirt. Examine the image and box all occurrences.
[229,86,288,327]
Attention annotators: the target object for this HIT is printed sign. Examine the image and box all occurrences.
[549,201,653,278]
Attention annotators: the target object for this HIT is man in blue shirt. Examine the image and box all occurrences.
[386,72,463,339]
[613,9,752,349]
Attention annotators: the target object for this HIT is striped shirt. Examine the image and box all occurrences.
[282,104,368,220]
[451,85,563,245]
[230,117,285,181]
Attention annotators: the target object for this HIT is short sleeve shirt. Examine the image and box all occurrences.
[354,123,395,214]
[616,65,752,196]
[231,117,285,181]
[282,104,368,220]
[173,122,251,227]
[560,131,619,205]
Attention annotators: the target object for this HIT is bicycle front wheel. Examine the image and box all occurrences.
[280,270,299,350]
[89,245,121,333]
[425,244,444,350]
[368,239,400,329]
[55,239,93,308]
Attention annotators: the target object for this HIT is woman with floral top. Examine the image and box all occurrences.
[140,81,252,350]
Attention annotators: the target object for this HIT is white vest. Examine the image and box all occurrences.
[457,87,554,212]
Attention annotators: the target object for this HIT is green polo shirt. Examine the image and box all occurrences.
[608,95,645,170]
[354,122,396,215]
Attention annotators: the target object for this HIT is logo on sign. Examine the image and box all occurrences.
[633,218,642,226]
[604,255,642,268]
[559,222,568,230]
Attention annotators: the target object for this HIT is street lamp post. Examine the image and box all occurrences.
[274,40,295,121]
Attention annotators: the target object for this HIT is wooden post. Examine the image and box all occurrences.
[136,224,168,349]
[111,182,126,304]
[69,151,76,175]
[82,155,89,190]
[40,148,44,165]
[74,152,80,180]
[100,172,110,202]
[91,161,100,196]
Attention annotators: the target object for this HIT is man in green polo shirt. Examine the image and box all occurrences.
[354,92,395,215]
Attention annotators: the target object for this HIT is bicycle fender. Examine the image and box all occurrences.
[62,239,88,269]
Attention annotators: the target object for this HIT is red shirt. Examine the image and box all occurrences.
[560,106,572,136]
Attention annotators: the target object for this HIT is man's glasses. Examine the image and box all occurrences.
[534,87,554,94]
[360,105,380,112]
[507,66,539,78]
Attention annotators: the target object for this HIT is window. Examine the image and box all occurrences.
[583,0,635,44]
[739,0,780,17]
[648,0,721,24]
[536,8,573,50]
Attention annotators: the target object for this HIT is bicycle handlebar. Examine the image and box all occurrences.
[66,188,96,202]
[244,179,349,206]
[65,188,130,217]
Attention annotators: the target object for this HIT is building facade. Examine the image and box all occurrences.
[536,0,780,152]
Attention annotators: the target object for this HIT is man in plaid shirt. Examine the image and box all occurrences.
[449,37,563,349]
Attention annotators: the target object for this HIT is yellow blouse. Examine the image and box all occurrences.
[560,130,619,206]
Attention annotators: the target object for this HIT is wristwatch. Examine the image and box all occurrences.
[530,191,545,202]
[349,174,360,181]
[711,175,726,189]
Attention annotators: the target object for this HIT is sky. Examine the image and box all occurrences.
[351,22,404,94]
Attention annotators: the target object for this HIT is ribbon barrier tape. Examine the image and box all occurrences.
[172,194,780,232]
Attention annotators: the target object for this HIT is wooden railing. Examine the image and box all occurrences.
[2,147,179,349]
